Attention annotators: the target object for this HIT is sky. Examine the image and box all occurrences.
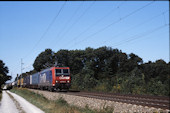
[0,1,169,83]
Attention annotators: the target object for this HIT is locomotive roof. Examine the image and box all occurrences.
[40,67,69,73]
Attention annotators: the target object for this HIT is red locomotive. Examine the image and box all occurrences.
[39,66,71,91]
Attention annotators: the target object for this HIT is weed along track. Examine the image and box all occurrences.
[29,89,170,112]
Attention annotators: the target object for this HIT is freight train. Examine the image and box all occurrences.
[13,66,71,91]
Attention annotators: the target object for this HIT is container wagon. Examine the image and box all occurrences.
[25,76,30,88]
[23,77,27,88]
[17,79,20,87]
[30,72,39,89]
[20,78,24,87]
[23,76,30,88]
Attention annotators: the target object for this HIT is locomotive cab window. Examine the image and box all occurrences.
[63,69,69,76]
[63,69,69,74]
[55,69,70,76]
[56,69,62,75]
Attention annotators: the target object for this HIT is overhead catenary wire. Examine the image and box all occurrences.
[95,9,169,47]
[67,1,155,49]
[110,23,169,48]
[50,1,84,49]
[64,1,126,48]
[54,0,96,47]
[162,12,167,25]
[23,1,67,59]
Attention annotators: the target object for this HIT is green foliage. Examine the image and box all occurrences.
[29,46,170,96]
[102,106,114,113]
[0,59,11,88]
[55,97,68,106]
[83,105,95,113]
[33,49,55,71]
[146,79,168,95]
[83,74,97,89]
[71,71,97,90]
[94,81,111,92]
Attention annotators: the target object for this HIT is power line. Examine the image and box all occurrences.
[67,1,155,49]
[64,1,125,48]
[110,23,169,48]
[50,1,84,49]
[56,1,84,38]
[23,1,67,59]
[162,12,167,25]
[54,1,96,47]
[95,10,169,47]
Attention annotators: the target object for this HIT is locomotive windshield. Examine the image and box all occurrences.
[56,69,62,74]
[63,69,69,74]
[55,69,69,76]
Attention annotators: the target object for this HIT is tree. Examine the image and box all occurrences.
[120,53,143,73]
[55,49,70,67]
[33,49,55,71]
[0,59,11,89]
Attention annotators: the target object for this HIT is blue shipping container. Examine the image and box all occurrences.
[32,73,39,85]
[26,76,30,85]
[23,77,27,84]
[39,68,52,86]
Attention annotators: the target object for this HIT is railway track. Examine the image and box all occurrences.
[59,90,170,110]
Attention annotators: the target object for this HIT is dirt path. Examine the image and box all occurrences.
[0,91,19,113]
[0,91,44,113]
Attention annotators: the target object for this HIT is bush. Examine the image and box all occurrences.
[71,73,97,90]
[102,106,114,113]
[146,80,168,96]
[55,97,68,106]
[82,74,97,90]
[94,80,112,92]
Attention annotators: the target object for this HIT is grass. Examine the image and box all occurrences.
[10,88,114,113]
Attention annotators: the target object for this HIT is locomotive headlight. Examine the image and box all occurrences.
[67,80,70,83]
[56,80,58,83]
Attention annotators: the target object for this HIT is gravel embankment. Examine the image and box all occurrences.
[29,89,170,113]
